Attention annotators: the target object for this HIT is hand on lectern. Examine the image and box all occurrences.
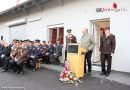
[81,52,86,55]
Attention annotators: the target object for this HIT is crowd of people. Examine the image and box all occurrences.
[0,27,116,77]
[0,38,62,74]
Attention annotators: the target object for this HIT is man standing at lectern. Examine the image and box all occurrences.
[65,29,77,61]
[80,28,95,75]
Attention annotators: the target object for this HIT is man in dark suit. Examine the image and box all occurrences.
[1,42,11,72]
[65,29,77,61]
[45,41,54,64]
[30,40,42,71]
[0,42,3,68]
[41,41,48,64]
[100,27,116,76]
[50,38,62,65]
[0,41,3,55]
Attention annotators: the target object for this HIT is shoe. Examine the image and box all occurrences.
[100,73,106,76]
[13,70,17,73]
[16,70,21,74]
[19,70,24,74]
[20,71,24,74]
[84,71,86,73]
[0,67,4,69]
[105,73,110,77]
[1,70,8,73]
[87,72,92,76]
[16,70,24,74]
[56,62,60,65]
[32,68,36,72]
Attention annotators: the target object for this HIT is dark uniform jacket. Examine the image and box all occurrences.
[0,44,3,55]
[65,35,77,50]
[30,45,42,57]
[47,44,54,55]
[1,46,11,57]
[100,34,116,54]
[41,44,48,55]
[54,44,62,56]
[28,45,34,57]
[66,35,77,44]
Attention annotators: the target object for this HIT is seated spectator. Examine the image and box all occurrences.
[45,41,54,64]
[1,42,11,72]
[41,41,48,64]
[9,41,28,74]
[29,40,42,71]
[26,40,34,69]
[9,40,19,72]
[50,38,62,65]
[0,41,4,68]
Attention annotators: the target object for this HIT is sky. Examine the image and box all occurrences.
[0,0,28,12]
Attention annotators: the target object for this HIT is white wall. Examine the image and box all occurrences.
[0,0,130,72]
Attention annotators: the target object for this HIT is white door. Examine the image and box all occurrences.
[92,22,101,63]
[10,24,26,42]
[91,19,110,64]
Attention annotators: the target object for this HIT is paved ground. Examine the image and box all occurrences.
[0,67,130,90]
[43,64,130,85]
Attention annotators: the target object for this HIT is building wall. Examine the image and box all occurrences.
[0,0,130,72]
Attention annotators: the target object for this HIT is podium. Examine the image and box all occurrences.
[67,43,86,78]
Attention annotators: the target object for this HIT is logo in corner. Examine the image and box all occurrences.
[96,2,128,13]
[113,3,117,9]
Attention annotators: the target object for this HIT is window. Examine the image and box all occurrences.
[49,27,64,44]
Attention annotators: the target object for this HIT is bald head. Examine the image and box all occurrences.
[82,28,88,35]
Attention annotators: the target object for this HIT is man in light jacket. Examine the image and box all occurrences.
[80,28,95,75]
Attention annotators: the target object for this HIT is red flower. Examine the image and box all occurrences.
[65,67,69,71]
[63,73,67,77]
[61,76,64,79]
[113,3,117,9]
[70,78,73,80]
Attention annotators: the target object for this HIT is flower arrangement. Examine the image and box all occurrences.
[59,61,82,85]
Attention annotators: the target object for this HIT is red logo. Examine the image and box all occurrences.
[113,3,117,9]
[96,2,128,12]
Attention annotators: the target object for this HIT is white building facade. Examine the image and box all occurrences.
[0,0,130,73]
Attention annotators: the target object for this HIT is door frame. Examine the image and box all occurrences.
[47,23,64,44]
[90,18,110,64]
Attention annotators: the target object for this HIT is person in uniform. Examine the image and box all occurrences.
[80,28,95,75]
[100,27,116,76]
[65,29,77,61]
[0,40,3,56]
[9,41,28,74]
[45,41,54,64]
[9,40,19,72]
[25,40,32,69]
[30,40,42,71]
[0,41,4,68]
[41,41,48,64]
[1,42,11,72]
[50,38,62,65]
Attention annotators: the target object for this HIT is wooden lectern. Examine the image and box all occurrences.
[67,43,86,78]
